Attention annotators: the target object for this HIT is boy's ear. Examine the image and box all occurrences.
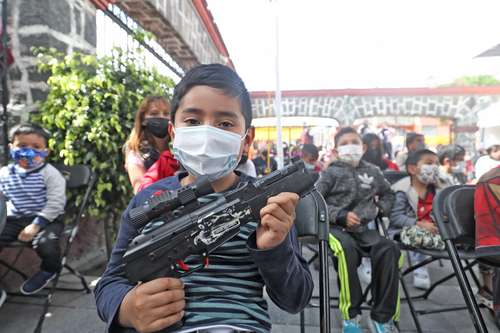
[168,122,175,141]
[243,126,255,153]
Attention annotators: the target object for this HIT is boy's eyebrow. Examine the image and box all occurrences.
[179,107,205,116]
[213,110,240,120]
[180,108,240,120]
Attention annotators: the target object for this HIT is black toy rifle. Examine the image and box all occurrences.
[123,161,317,283]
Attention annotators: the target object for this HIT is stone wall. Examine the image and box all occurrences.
[118,0,226,71]
[0,0,96,164]
[251,92,500,154]
[8,0,96,114]
[251,94,499,125]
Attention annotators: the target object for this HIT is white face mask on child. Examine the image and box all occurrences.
[337,144,363,165]
[172,125,245,181]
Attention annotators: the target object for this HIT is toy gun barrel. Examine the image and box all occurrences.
[128,176,213,229]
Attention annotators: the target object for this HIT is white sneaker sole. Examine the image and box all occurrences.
[0,290,6,307]
[476,293,494,311]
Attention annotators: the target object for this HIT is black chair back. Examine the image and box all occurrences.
[0,192,6,235]
[295,190,329,242]
[432,185,463,241]
[54,164,93,189]
[446,186,476,244]
[383,170,408,185]
[447,186,500,266]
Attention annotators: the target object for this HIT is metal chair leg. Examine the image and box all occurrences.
[33,271,60,333]
[318,240,331,333]
[400,275,423,333]
[445,240,488,333]
[63,264,91,293]
[300,309,305,333]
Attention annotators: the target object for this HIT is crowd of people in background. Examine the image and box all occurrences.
[248,126,495,186]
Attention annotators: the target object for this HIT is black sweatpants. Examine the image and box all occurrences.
[0,216,63,273]
[329,226,401,323]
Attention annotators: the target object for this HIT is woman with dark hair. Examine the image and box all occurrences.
[123,95,178,193]
[361,133,399,171]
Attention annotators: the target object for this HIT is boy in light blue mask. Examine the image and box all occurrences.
[95,64,313,333]
[0,123,66,297]
[301,144,321,173]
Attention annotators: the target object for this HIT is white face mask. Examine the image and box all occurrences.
[451,161,465,174]
[337,144,363,165]
[172,125,245,181]
[417,164,439,185]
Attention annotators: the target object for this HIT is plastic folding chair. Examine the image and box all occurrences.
[383,170,408,185]
[436,185,500,333]
[295,189,331,333]
[0,164,96,333]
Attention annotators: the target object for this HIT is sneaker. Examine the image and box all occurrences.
[0,289,6,307]
[358,257,372,285]
[342,315,363,333]
[476,287,493,311]
[413,267,430,290]
[20,270,57,295]
[368,317,398,333]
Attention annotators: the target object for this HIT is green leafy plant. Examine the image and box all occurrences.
[445,75,500,87]
[32,46,175,219]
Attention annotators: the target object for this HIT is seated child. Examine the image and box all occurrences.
[389,149,444,290]
[301,143,321,172]
[437,144,466,186]
[316,127,399,333]
[94,64,313,333]
[0,123,66,295]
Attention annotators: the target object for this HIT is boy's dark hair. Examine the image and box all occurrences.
[406,149,437,170]
[170,64,252,129]
[334,127,360,147]
[9,123,50,146]
[362,133,381,146]
[405,132,424,149]
[437,144,466,164]
[302,144,319,160]
[486,145,500,155]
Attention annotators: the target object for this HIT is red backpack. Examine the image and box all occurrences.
[474,165,500,255]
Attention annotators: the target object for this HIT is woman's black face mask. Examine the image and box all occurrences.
[143,117,169,139]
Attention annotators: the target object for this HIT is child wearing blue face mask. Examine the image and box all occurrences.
[0,123,66,296]
[301,144,321,172]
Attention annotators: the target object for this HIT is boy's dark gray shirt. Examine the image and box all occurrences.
[316,160,395,226]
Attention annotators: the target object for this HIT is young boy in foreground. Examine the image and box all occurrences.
[94,64,313,333]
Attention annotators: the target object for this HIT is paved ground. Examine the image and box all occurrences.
[0,254,499,333]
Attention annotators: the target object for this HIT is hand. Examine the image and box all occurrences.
[346,212,361,229]
[118,278,185,333]
[18,223,41,242]
[256,192,299,250]
[417,220,438,234]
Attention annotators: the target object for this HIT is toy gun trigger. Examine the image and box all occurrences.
[175,253,209,276]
